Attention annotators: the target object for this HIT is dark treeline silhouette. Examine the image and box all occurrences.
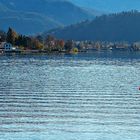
[47,10,140,42]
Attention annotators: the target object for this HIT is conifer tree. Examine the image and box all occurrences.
[6,27,18,45]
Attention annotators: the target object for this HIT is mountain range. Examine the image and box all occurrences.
[46,11,140,42]
[0,0,96,34]
[69,0,140,13]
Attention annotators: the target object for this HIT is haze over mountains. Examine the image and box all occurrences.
[0,0,140,42]
[70,0,140,13]
[0,0,95,34]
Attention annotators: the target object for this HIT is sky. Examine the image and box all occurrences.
[69,0,140,13]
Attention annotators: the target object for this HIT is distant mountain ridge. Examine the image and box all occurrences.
[46,11,140,42]
[0,0,95,34]
[69,0,140,13]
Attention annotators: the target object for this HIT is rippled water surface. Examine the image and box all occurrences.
[0,52,140,140]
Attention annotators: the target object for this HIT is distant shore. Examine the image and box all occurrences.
[0,49,140,56]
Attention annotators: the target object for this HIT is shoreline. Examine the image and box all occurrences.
[0,49,139,55]
[1,49,140,57]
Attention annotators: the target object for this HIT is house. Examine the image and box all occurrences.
[3,42,13,51]
[132,42,140,51]
[0,42,17,52]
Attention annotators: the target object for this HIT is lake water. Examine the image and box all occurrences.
[0,52,140,140]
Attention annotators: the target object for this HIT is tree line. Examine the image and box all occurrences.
[0,27,71,52]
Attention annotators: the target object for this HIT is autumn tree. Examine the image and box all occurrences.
[59,40,65,48]
[55,40,65,51]
[44,35,56,51]
[26,38,43,50]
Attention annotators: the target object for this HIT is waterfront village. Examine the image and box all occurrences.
[1,27,140,54]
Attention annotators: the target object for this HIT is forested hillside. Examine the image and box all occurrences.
[47,11,140,42]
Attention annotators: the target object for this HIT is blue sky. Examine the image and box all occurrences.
[70,0,140,12]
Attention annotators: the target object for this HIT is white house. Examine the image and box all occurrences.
[0,42,15,52]
[3,43,13,51]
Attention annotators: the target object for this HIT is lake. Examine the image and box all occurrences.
[0,52,140,140]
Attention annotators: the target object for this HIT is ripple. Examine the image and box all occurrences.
[0,54,140,139]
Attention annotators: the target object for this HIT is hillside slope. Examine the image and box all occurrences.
[0,0,95,34]
[46,11,140,42]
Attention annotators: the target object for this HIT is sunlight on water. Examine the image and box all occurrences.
[0,53,140,140]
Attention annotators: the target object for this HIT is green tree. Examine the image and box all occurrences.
[36,35,44,44]
[6,27,18,45]
[15,35,23,46]
[65,40,74,52]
